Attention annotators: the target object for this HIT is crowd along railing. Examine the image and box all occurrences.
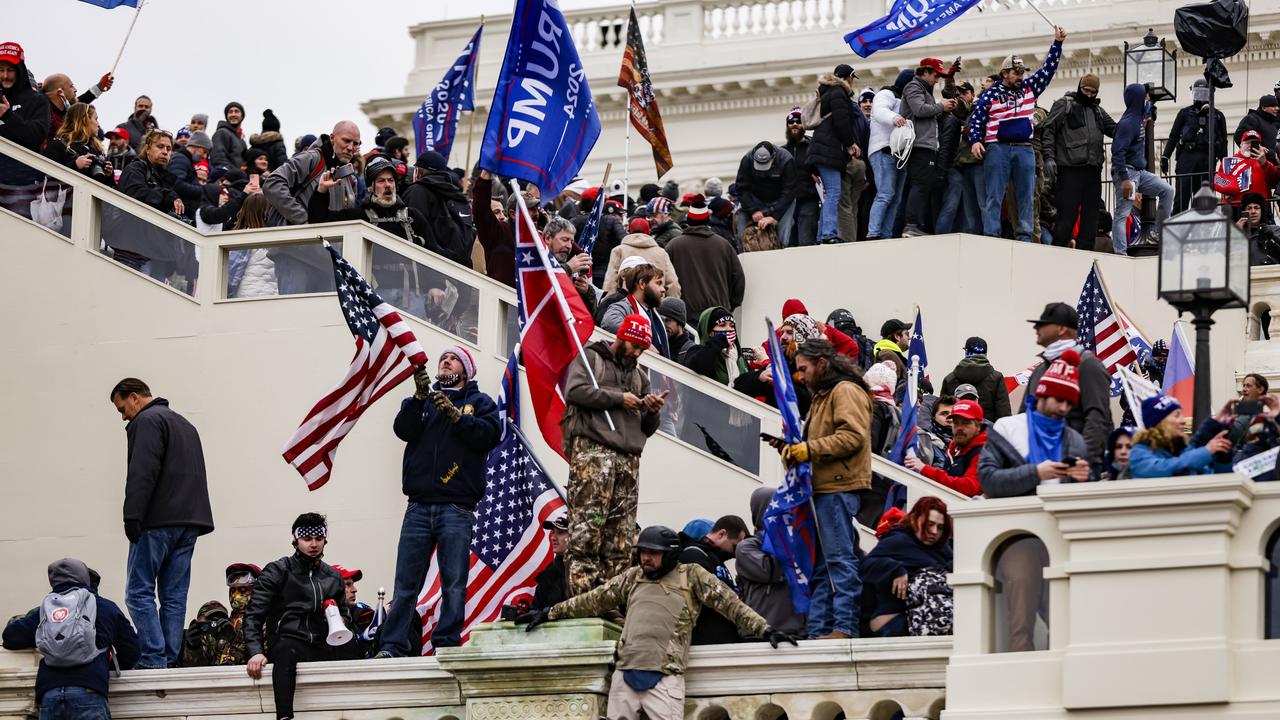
[1,136,975,506]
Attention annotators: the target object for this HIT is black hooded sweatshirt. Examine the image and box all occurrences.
[0,58,50,152]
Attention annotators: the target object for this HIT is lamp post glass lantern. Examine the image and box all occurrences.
[1158,184,1249,424]
[1124,28,1177,103]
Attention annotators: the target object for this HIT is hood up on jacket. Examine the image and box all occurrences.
[697,305,748,384]
[0,58,35,103]
[951,355,995,381]
[48,558,91,592]
[882,69,914,97]
[817,73,854,95]
[1120,83,1147,124]
[621,232,658,249]
[749,486,775,533]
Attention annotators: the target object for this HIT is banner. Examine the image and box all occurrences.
[480,0,601,202]
[413,25,483,161]
[617,8,673,177]
[844,0,982,58]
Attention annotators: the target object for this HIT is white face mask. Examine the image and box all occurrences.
[1192,87,1210,103]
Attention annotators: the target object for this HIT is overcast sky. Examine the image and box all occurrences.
[7,0,622,145]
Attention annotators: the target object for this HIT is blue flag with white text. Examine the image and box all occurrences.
[78,0,139,7]
[480,0,601,203]
[760,318,818,616]
[845,0,982,58]
[413,25,483,161]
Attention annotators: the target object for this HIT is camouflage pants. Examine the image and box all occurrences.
[565,436,640,597]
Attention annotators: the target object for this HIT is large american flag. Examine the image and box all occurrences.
[414,353,566,653]
[282,244,428,490]
[1076,263,1137,375]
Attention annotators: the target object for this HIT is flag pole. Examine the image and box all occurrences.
[511,180,616,432]
[623,93,632,206]
[109,0,145,77]
[463,16,485,175]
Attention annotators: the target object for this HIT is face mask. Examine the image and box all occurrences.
[61,96,70,111]
[228,586,251,614]
[1192,87,1209,103]
[713,329,737,346]
[436,373,462,387]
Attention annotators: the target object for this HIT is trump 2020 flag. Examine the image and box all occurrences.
[760,318,818,616]
[1162,321,1195,410]
[413,25,483,161]
[480,0,601,202]
[845,0,982,58]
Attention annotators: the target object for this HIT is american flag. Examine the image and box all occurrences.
[760,317,818,615]
[282,244,428,490]
[1076,263,1137,375]
[415,358,566,653]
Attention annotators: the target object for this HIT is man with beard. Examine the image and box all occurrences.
[356,157,434,313]
[544,215,599,314]
[905,399,987,497]
[782,107,819,247]
[0,42,51,208]
[120,95,158,151]
[600,263,671,359]
[244,514,347,720]
[402,150,476,268]
[1041,74,1116,248]
[1161,79,1228,213]
[376,348,501,656]
[560,315,666,597]
[211,101,248,170]
[518,526,795,720]
[768,337,873,639]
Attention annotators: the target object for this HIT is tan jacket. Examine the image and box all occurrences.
[803,376,873,493]
[601,233,682,298]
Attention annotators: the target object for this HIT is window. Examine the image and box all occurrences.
[992,534,1050,652]
[1267,528,1280,639]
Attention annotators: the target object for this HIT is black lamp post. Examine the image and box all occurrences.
[1158,184,1249,425]
[1124,29,1178,257]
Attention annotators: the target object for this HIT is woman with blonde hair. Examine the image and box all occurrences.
[43,102,113,185]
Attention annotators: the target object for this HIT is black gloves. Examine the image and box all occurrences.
[765,626,799,649]
[514,608,551,632]
[412,366,432,400]
[708,333,730,351]
[1159,156,1170,175]
[430,391,462,423]
[124,520,142,544]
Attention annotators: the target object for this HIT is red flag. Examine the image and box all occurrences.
[512,191,594,460]
[617,8,673,177]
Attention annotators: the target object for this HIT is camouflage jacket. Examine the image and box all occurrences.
[548,563,768,675]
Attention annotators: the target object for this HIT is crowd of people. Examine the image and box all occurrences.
[7,29,1280,720]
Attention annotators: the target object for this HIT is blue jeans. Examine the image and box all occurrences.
[867,151,907,238]
[1112,168,1175,255]
[40,687,110,720]
[381,502,475,654]
[126,527,198,669]
[815,164,845,242]
[936,165,985,234]
[982,144,1036,241]
[808,491,862,638]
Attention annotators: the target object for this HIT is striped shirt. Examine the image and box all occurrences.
[967,41,1063,145]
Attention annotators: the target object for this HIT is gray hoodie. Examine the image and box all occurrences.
[735,487,806,638]
[902,74,945,151]
[48,558,91,590]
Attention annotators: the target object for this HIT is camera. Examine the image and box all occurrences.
[86,155,109,182]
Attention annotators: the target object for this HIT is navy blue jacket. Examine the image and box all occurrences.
[861,526,952,619]
[1111,83,1149,185]
[393,381,501,509]
[3,587,139,701]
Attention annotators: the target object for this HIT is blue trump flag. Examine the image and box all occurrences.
[887,308,927,512]
[413,25,483,162]
[844,0,982,58]
[480,0,601,203]
[79,0,140,7]
[760,318,819,615]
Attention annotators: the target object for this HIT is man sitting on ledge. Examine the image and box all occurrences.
[516,525,798,720]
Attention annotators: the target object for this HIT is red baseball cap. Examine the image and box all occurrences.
[0,42,24,66]
[1242,130,1262,143]
[950,399,984,422]
[330,564,363,582]
[920,58,946,74]
[106,127,130,142]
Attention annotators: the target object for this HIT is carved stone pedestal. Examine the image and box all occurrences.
[435,619,621,720]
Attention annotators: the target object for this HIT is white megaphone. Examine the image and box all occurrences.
[324,599,353,646]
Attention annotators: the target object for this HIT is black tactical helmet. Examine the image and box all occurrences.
[634,525,680,552]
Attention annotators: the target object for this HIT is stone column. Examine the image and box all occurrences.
[1038,475,1254,710]
[435,619,621,719]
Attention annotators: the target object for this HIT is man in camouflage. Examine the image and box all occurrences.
[180,563,261,666]
[517,526,797,720]
[560,314,666,597]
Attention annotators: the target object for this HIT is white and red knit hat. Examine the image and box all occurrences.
[1034,350,1081,404]
[685,193,710,222]
[440,345,476,379]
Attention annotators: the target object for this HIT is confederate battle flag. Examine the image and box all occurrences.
[617,7,673,177]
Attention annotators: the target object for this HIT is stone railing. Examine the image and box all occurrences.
[700,0,846,39]
[0,621,949,720]
[946,474,1280,718]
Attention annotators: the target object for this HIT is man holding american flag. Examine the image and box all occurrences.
[1022,301,1115,479]
[374,345,501,656]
